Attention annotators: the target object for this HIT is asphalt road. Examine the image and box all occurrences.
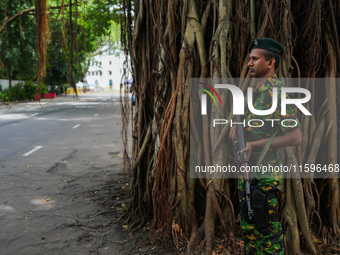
[0,93,130,255]
[0,93,121,161]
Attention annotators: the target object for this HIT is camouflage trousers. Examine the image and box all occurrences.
[238,177,284,255]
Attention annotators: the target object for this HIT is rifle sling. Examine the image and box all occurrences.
[256,129,279,167]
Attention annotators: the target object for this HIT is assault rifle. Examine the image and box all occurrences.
[234,115,254,222]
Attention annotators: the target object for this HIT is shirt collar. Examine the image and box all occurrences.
[255,74,278,92]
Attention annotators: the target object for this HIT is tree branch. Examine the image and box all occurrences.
[0,5,74,35]
[0,8,35,34]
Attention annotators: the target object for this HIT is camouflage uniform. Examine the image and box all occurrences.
[238,74,300,254]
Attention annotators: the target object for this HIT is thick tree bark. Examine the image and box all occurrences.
[122,0,340,253]
[325,27,339,236]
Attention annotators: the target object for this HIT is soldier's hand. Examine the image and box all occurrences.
[229,126,238,140]
[240,142,253,160]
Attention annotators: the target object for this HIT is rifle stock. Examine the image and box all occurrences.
[235,115,254,222]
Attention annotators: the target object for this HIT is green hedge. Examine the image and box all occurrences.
[0,81,38,102]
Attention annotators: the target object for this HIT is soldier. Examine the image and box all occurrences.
[229,38,303,254]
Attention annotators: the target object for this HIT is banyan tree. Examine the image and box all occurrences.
[120,0,340,254]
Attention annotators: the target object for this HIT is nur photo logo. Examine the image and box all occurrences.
[196,79,312,129]
[197,82,222,115]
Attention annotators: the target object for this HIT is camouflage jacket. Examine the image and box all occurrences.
[244,74,300,166]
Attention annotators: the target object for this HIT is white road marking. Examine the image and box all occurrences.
[94,113,98,116]
[23,146,43,157]
[31,113,39,117]
[73,124,80,129]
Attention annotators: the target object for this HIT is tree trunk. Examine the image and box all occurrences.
[7,62,11,89]
[121,0,340,253]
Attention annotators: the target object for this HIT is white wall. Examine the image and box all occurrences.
[0,79,24,90]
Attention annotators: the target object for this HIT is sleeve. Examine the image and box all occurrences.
[274,86,301,134]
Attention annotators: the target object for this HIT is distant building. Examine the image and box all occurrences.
[80,48,126,91]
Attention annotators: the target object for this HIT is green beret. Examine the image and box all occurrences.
[248,38,284,55]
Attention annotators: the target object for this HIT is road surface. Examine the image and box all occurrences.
[0,93,130,255]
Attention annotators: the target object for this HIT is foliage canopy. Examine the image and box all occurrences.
[0,0,123,88]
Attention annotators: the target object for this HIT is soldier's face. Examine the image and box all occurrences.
[248,49,271,78]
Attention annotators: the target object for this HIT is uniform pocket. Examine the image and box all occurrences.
[251,187,269,229]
